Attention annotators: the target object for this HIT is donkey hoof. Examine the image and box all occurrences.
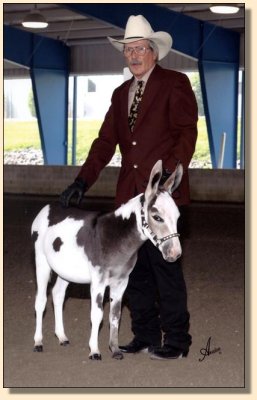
[89,353,102,361]
[33,345,43,352]
[60,340,70,346]
[112,351,124,360]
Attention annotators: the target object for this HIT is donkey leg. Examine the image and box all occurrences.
[52,276,70,346]
[88,280,106,360]
[34,253,51,352]
[109,278,129,360]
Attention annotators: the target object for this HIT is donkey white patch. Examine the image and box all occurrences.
[44,218,92,283]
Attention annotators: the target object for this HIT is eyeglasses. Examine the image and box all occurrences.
[123,46,151,56]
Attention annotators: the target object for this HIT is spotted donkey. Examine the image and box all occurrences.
[31,160,183,360]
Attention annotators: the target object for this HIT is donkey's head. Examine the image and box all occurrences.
[141,160,183,262]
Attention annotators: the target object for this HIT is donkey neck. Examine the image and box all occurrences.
[93,195,145,266]
[110,194,146,248]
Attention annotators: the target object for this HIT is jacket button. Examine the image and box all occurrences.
[133,164,138,169]
[132,141,137,146]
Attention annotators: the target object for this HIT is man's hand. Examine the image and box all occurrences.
[60,178,88,208]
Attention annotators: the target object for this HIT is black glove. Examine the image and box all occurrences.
[60,177,88,208]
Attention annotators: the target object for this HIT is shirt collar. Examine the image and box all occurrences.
[133,65,156,86]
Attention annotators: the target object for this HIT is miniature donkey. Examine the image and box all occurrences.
[31,160,183,360]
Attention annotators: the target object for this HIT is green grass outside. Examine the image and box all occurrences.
[68,119,103,164]
[4,117,212,164]
[4,120,42,151]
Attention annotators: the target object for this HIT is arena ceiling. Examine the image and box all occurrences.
[4,3,245,48]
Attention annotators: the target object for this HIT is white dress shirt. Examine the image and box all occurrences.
[128,65,155,114]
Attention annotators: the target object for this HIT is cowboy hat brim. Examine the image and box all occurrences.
[108,31,172,60]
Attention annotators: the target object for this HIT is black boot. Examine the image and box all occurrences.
[150,344,189,360]
[119,338,158,354]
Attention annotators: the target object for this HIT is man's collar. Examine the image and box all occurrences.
[134,64,156,84]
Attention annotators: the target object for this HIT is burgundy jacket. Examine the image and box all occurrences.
[77,64,198,208]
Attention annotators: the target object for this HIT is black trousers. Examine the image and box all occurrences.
[125,239,192,351]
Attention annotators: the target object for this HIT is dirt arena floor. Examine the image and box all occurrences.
[3,194,245,391]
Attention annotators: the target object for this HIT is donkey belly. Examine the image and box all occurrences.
[43,220,92,284]
[46,246,92,284]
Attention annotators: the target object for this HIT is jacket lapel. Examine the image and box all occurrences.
[133,65,164,132]
[120,78,133,133]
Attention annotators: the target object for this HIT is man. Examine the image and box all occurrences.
[60,15,198,360]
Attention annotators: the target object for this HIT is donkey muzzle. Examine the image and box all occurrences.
[162,241,182,263]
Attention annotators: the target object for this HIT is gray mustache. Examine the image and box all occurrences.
[130,60,142,65]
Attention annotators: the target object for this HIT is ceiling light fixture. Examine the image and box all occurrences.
[22,5,48,29]
[209,5,240,14]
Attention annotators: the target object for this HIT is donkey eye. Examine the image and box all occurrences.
[152,215,164,223]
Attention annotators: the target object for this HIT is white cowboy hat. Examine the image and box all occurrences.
[108,15,173,61]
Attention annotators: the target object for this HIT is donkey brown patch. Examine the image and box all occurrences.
[31,231,38,244]
[53,237,63,252]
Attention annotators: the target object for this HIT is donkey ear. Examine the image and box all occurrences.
[145,160,163,203]
[163,163,183,194]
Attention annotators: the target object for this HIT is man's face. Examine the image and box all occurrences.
[124,39,157,79]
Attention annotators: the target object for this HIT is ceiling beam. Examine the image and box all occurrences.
[62,3,240,63]
[4,8,85,24]
[4,24,69,70]
[42,27,124,42]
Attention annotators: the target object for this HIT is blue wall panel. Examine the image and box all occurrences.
[30,69,69,165]
[199,61,239,168]
[4,24,69,165]
[201,22,240,63]
[4,25,69,69]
